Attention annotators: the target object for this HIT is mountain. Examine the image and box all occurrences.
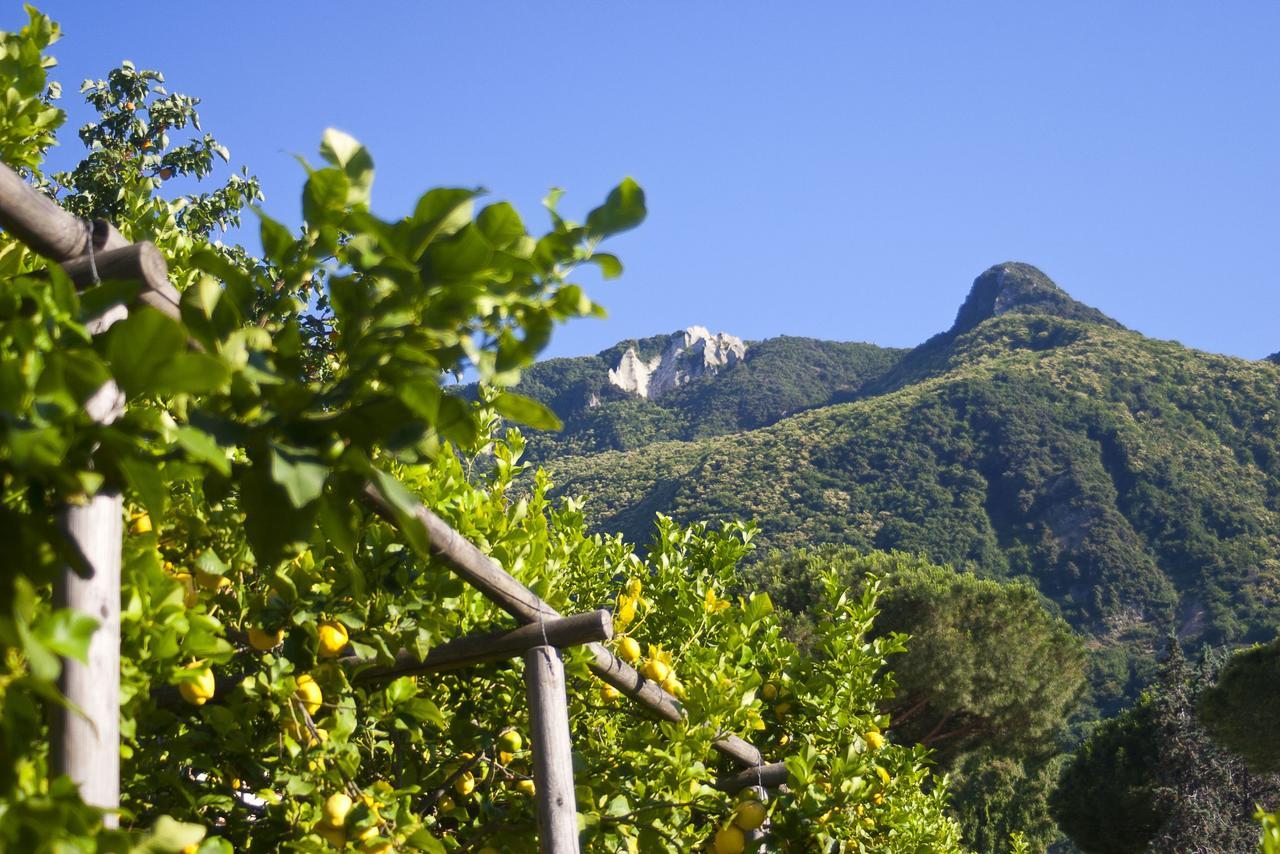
[523,263,1280,707]
[511,328,905,462]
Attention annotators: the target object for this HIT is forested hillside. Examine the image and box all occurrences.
[530,264,1280,708]
[509,334,905,461]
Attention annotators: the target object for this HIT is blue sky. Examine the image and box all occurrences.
[34,2,1280,360]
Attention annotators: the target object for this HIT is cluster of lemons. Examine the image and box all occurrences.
[175,617,349,711]
[433,729,534,818]
[606,578,687,700]
[706,795,769,853]
[314,791,394,852]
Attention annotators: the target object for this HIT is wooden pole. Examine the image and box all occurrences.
[524,644,580,854]
[0,160,163,826]
[360,484,768,770]
[715,761,788,795]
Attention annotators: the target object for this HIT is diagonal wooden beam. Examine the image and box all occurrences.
[360,482,768,770]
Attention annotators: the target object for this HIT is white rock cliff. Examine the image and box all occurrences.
[607,326,746,399]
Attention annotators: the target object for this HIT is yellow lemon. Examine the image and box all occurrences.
[875,765,891,786]
[453,772,475,796]
[761,682,778,701]
[178,662,216,706]
[618,636,642,664]
[713,825,746,854]
[600,683,622,702]
[324,792,352,827]
[318,621,349,659]
[295,674,323,716]
[661,674,686,699]
[516,779,536,796]
[357,825,380,843]
[773,702,791,722]
[733,799,767,831]
[362,842,393,854]
[194,568,230,592]
[173,572,199,609]
[616,596,638,626]
[864,730,885,751]
[641,659,670,684]
[315,823,346,849]
[437,795,456,812]
[130,512,152,534]
[498,750,514,765]
[248,626,284,651]
[181,845,199,854]
[498,730,523,753]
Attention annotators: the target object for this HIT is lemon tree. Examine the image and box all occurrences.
[0,9,962,851]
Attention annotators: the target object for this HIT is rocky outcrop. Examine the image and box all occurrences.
[607,326,746,399]
[950,262,1122,337]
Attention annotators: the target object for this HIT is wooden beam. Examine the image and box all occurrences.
[351,609,613,684]
[0,163,128,261]
[153,610,614,706]
[715,761,788,795]
[59,242,181,320]
[360,484,768,770]
[524,645,580,854]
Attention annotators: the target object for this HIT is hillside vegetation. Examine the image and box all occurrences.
[533,264,1280,708]
[511,335,904,460]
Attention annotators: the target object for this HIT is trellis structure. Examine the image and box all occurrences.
[0,160,781,852]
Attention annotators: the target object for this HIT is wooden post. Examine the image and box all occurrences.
[51,319,127,825]
[524,644,580,854]
[0,160,159,826]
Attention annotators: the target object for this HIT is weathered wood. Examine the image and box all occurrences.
[524,645,580,854]
[153,610,615,706]
[352,609,613,684]
[360,487,764,766]
[0,162,127,261]
[59,241,181,320]
[49,378,127,826]
[360,483,770,770]
[715,761,788,794]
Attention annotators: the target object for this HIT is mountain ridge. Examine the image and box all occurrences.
[517,263,1280,709]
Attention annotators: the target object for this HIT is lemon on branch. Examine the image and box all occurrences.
[734,799,767,831]
[295,674,323,715]
[248,626,284,651]
[641,658,671,684]
[178,661,216,706]
[130,512,152,534]
[713,825,745,854]
[318,621,349,658]
[618,636,642,664]
[864,730,885,751]
[194,567,231,592]
[498,729,523,753]
[516,779,536,796]
[323,792,352,826]
[454,772,475,796]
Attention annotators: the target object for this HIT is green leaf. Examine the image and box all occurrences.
[590,252,623,279]
[269,442,328,508]
[104,308,185,396]
[117,454,166,517]
[303,167,351,225]
[33,608,99,664]
[175,425,231,477]
[492,391,562,431]
[259,212,295,263]
[585,177,646,238]
[476,202,526,250]
[319,128,375,205]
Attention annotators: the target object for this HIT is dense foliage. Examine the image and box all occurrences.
[1052,642,1280,853]
[1198,637,1280,774]
[752,547,1084,851]
[0,9,964,851]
